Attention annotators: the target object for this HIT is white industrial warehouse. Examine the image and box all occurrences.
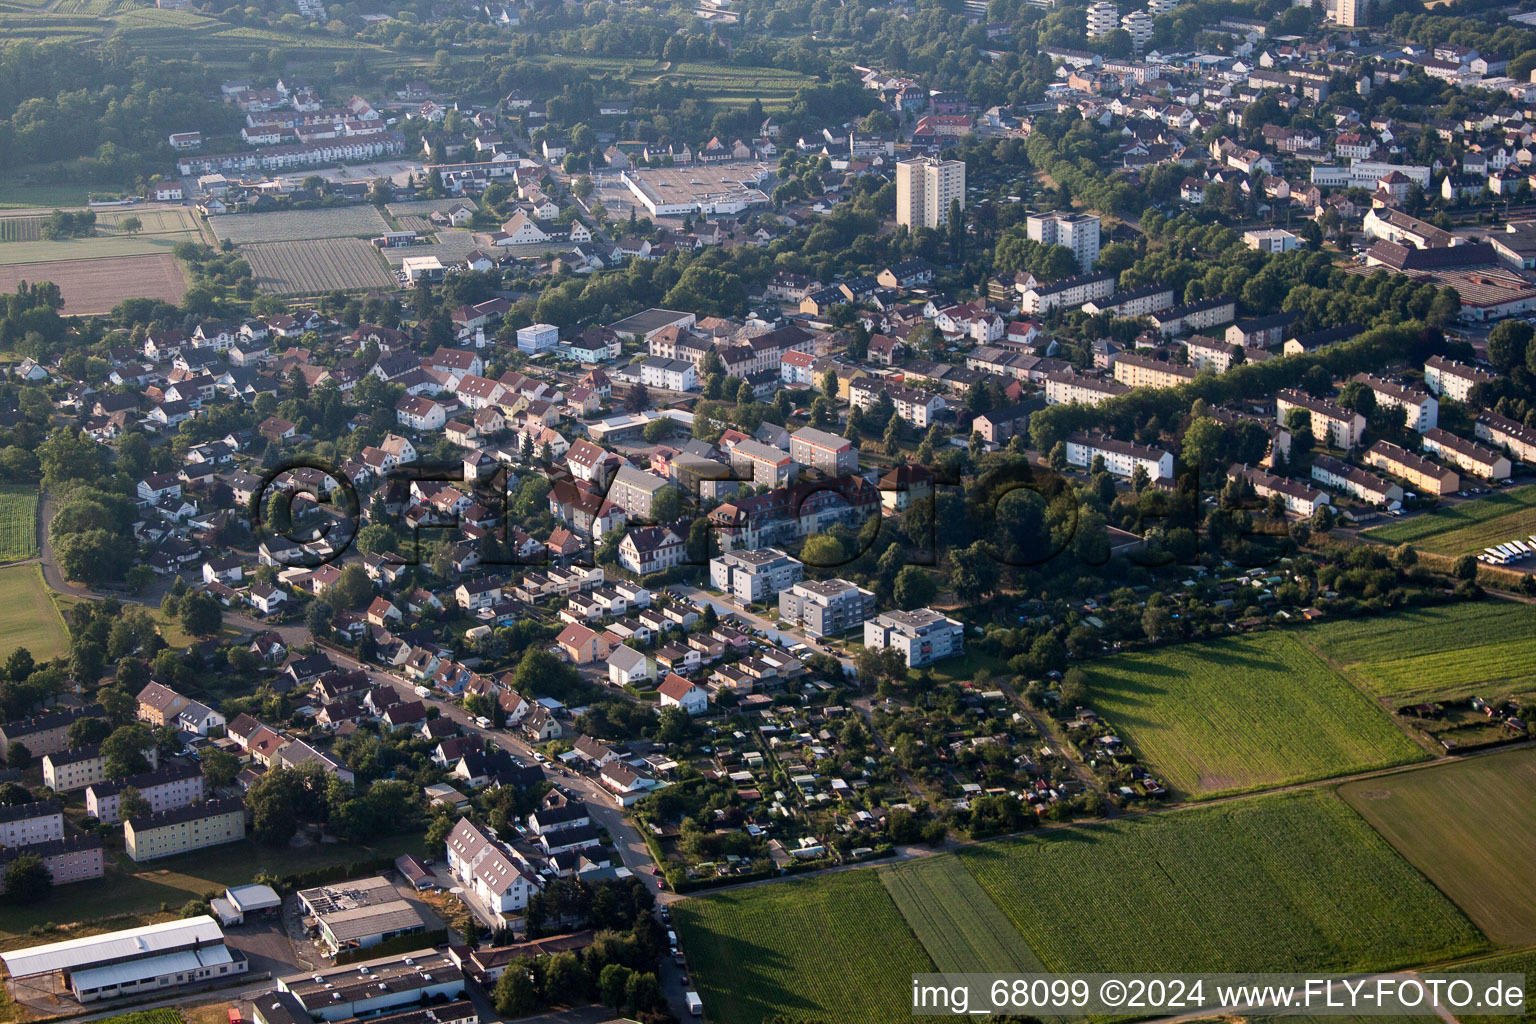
[0,916,247,1003]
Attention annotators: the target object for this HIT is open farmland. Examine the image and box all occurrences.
[1080,632,1423,797]
[210,205,389,244]
[0,253,186,313]
[879,855,1045,974]
[0,565,68,662]
[1450,949,1536,1024]
[1364,484,1536,554]
[0,206,203,266]
[959,790,1488,973]
[242,238,396,294]
[0,485,38,563]
[1339,748,1536,946]
[672,870,934,1024]
[1302,601,1536,699]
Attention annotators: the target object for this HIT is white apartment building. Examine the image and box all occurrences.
[1064,432,1175,480]
[515,323,558,354]
[0,801,64,848]
[1423,355,1497,403]
[1228,464,1331,517]
[1353,373,1438,432]
[1026,211,1101,272]
[1121,10,1153,50]
[863,608,965,668]
[1275,389,1367,449]
[638,357,696,392]
[709,548,805,603]
[1043,371,1130,406]
[1086,0,1119,35]
[896,158,966,230]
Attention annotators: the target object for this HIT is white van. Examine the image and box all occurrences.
[685,992,703,1016]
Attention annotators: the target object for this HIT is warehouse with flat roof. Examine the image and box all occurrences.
[0,916,246,1004]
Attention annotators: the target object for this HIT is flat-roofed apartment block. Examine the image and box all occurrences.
[1064,432,1175,480]
[296,876,435,957]
[124,797,246,862]
[777,579,875,637]
[1228,464,1331,517]
[1422,428,1512,480]
[848,378,945,428]
[86,762,205,824]
[1475,411,1536,463]
[0,834,103,885]
[1352,373,1438,432]
[0,916,246,1004]
[896,157,965,229]
[0,704,102,758]
[43,744,159,792]
[1275,389,1367,449]
[1310,455,1404,506]
[709,548,805,603]
[1423,355,1498,404]
[1364,441,1460,495]
[1043,370,1129,406]
[728,438,796,486]
[277,949,466,1021]
[1027,211,1100,272]
[1112,352,1198,390]
[789,427,858,475]
[863,608,965,668]
[0,799,63,848]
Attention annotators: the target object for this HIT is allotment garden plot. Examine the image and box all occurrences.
[958,790,1487,974]
[672,870,934,1024]
[210,205,389,243]
[242,238,395,294]
[1080,632,1422,797]
[1339,747,1536,946]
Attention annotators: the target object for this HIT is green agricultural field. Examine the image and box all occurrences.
[1449,949,1536,1024]
[209,205,389,244]
[1080,632,1422,798]
[673,870,935,1024]
[0,183,90,210]
[1339,748,1536,946]
[1301,601,1536,699]
[0,485,38,563]
[1364,484,1536,554]
[0,206,203,266]
[879,855,1045,974]
[0,564,68,662]
[959,790,1489,973]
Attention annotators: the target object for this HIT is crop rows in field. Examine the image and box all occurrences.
[672,870,934,1024]
[242,238,395,294]
[0,218,40,243]
[1339,748,1536,946]
[879,855,1045,975]
[958,790,1488,974]
[1451,949,1536,1024]
[1365,484,1536,552]
[1081,632,1422,797]
[92,1009,183,1024]
[0,486,38,563]
[1302,601,1536,697]
[211,206,389,244]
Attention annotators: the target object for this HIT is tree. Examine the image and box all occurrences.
[102,723,154,777]
[822,368,839,399]
[117,785,150,820]
[1452,554,1479,580]
[801,534,845,569]
[1048,441,1068,472]
[6,648,33,682]
[625,972,662,1013]
[1336,380,1376,417]
[598,964,633,1013]
[542,951,591,1004]
[202,748,240,788]
[1488,320,1532,371]
[494,963,538,1016]
[5,741,30,770]
[893,566,937,609]
[99,684,137,725]
[624,384,651,413]
[120,216,143,236]
[306,599,335,639]
[1141,605,1172,642]
[650,486,683,523]
[3,854,50,904]
[179,591,222,637]
[66,717,111,748]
